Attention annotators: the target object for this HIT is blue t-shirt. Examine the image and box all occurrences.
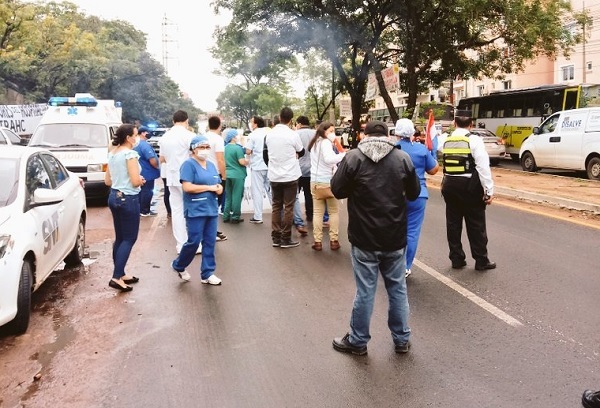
[179,158,221,217]
[396,139,438,199]
[134,140,161,181]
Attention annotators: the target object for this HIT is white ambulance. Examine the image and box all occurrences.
[28,93,122,200]
[519,107,600,180]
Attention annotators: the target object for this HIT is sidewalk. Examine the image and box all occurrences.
[426,168,600,215]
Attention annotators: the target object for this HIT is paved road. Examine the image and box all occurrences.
[1,183,599,407]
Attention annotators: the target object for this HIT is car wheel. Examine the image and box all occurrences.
[5,260,33,334]
[586,157,600,181]
[521,152,538,172]
[64,216,85,267]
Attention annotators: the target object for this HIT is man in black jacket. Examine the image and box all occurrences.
[330,120,420,356]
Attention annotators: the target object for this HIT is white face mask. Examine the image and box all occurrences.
[196,150,210,160]
[326,132,336,142]
[132,135,140,148]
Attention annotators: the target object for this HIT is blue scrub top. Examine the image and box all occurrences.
[396,139,438,199]
[179,158,221,217]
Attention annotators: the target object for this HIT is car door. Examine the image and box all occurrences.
[554,110,588,169]
[25,154,63,283]
[41,153,81,259]
[533,113,560,167]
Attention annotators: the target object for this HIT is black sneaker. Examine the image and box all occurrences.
[451,260,467,269]
[332,333,367,356]
[280,240,299,248]
[272,239,281,247]
[216,231,228,241]
[394,341,411,354]
[249,218,263,224]
[475,261,496,271]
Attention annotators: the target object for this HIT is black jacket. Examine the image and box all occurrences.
[331,137,420,251]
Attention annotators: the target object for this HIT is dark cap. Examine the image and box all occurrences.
[138,125,150,134]
[454,109,472,118]
[364,120,388,136]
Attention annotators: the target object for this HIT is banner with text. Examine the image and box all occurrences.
[364,65,399,102]
[0,103,48,136]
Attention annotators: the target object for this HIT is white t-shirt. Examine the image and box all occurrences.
[205,130,225,172]
[246,127,270,171]
[158,125,194,187]
[265,124,304,182]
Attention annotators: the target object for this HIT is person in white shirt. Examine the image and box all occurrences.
[204,116,228,242]
[245,115,272,223]
[308,121,345,251]
[158,110,198,254]
[263,107,305,248]
[441,110,495,271]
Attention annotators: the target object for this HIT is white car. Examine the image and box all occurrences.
[0,146,87,334]
[0,127,24,146]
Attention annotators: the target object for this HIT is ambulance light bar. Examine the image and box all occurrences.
[48,96,98,107]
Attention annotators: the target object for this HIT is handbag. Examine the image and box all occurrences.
[313,140,335,200]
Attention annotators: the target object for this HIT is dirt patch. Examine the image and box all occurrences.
[427,168,600,230]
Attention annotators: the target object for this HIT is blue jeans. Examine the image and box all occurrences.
[293,195,304,226]
[349,245,410,347]
[406,197,427,270]
[172,215,218,280]
[108,189,140,279]
[139,178,155,214]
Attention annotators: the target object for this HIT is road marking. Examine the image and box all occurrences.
[413,259,523,328]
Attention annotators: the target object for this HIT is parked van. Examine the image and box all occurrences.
[519,107,600,180]
[28,94,122,200]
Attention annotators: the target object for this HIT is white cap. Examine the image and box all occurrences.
[394,118,415,138]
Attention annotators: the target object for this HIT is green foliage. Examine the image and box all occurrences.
[213,0,580,129]
[0,0,203,125]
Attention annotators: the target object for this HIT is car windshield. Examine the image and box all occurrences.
[29,124,108,148]
[0,157,19,207]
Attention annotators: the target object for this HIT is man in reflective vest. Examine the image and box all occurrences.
[441,110,496,271]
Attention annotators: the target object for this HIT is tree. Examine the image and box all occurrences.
[301,49,341,122]
[0,0,202,125]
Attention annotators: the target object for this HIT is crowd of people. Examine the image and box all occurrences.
[101,107,600,405]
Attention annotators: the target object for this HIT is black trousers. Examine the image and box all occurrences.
[441,175,490,265]
[298,176,313,221]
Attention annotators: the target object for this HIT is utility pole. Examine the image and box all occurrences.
[582,1,587,84]
[161,14,178,75]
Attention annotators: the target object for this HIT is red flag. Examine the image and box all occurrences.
[425,109,434,151]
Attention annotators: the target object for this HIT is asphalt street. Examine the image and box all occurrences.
[1,180,599,408]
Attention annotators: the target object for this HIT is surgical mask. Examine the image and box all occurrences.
[326,133,336,142]
[132,136,140,148]
[196,150,210,160]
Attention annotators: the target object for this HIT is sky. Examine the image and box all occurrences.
[60,0,232,112]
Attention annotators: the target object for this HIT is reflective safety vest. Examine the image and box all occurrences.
[442,134,475,175]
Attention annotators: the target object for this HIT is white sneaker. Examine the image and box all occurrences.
[200,274,222,285]
[405,269,412,278]
[179,271,191,282]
